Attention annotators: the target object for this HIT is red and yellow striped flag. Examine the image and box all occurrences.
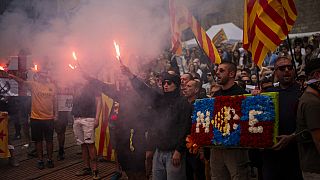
[169,0,189,55]
[212,28,228,45]
[243,0,297,67]
[0,112,9,158]
[95,93,116,161]
[169,0,221,64]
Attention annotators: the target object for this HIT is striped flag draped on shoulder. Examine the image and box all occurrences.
[243,0,297,67]
[169,0,221,64]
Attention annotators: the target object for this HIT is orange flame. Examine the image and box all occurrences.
[0,66,4,71]
[31,64,38,71]
[113,41,121,61]
[72,51,77,61]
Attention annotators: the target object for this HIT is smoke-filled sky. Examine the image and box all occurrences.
[0,0,175,83]
[0,0,214,84]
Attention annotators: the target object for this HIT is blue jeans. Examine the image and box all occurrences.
[152,149,186,180]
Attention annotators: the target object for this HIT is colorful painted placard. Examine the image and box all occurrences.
[187,92,279,152]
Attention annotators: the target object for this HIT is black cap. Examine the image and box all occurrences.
[162,72,181,88]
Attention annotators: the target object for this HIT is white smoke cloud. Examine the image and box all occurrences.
[0,0,171,83]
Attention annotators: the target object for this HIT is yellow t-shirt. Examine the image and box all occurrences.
[27,81,56,120]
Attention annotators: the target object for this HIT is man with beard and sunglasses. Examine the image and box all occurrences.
[262,56,303,180]
[121,65,192,180]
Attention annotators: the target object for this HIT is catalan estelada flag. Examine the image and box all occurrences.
[243,0,297,67]
[0,112,9,158]
[95,93,116,161]
[169,0,221,64]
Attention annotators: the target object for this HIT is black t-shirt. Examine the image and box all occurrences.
[296,91,320,173]
[72,81,100,118]
[263,83,303,179]
[214,83,247,96]
[266,83,301,135]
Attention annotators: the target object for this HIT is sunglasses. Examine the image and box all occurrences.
[162,80,173,86]
[276,65,293,71]
[207,74,212,76]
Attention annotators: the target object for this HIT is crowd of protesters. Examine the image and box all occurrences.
[143,34,320,98]
[1,33,320,180]
[118,33,320,180]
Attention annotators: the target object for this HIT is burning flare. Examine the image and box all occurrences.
[113,41,121,61]
[69,51,79,70]
[0,66,4,71]
[69,64,76,70]
[30,64,38,71]
[72,51,78,61]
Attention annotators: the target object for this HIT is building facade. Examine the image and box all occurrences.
[188,0,320,34]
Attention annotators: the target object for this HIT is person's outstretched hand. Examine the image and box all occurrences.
[120,65,134,79]
[272,134,295,150]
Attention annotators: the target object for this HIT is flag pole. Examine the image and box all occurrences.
[255,64,261,90]
[192,33,212,65]
[286,35,297,77]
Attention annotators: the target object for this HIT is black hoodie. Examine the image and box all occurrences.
[130,73,192,153]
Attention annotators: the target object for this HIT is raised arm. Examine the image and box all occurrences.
[82,73,118,100]
[8,73,26,84]
[120,65,160,101]
[7,73,32,89]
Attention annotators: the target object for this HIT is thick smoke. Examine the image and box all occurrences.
[0,0,171,83]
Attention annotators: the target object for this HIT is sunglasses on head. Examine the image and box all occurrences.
[162,80,173,86]
[276,65,293,71]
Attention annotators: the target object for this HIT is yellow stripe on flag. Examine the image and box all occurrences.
[243,0,249,47]
[256,27,278,50]
[201,29,209,54]
[95,93,116,161]
[243,0,297,66]
[249,1,259,28]
[213,47,221,64]
[281,0,297,22]
[169,0,221,64]
[258,46,269,67]
[258,12,286,40]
